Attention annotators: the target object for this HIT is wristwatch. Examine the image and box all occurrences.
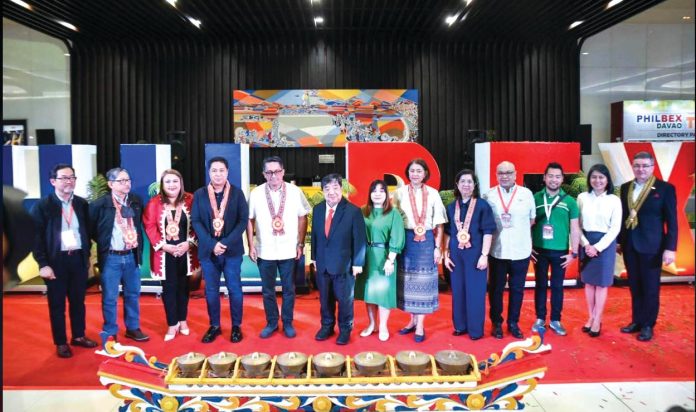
[297,242,304,248]
[571,251,578,258]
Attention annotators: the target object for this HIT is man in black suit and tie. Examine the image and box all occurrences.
[311,173,367,345]
[619,151,677,342]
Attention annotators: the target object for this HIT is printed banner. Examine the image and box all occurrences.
[233,89,418,147]
[623,100,695,141]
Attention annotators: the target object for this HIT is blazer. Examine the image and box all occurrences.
[191,184,248,260]
[142,193,200,280]
[30,193,91,269]
[89,193,145,270]
[311,197,367,275]
[619,178,677,255]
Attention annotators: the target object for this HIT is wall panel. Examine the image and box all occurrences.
[72,37,580,188]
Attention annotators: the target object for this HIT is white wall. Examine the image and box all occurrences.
[3,18,71,145]
[579,21,694,169]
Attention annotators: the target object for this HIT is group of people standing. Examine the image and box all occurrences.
[31,150,676,358]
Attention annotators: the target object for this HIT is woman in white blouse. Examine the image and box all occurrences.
[577,164,622,337]
[393,158,448,343]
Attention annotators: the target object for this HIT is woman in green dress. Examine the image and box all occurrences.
[355,179,405,341]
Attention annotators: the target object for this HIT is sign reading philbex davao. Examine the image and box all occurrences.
[622,100,695,142]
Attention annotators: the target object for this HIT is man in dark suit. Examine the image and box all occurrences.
[31,163,97,358]
[619,151,677,342]
[191,157,249,344]
[89,167,149,343]
[311,173,367,345]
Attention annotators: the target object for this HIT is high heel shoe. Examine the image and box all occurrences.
[589,323,601,338]
[378,328,390,342]
[179,323,190,336]
[398,325,417,335]
[360,325,375,337]
[164,324,180,342]
[582,319,593,333]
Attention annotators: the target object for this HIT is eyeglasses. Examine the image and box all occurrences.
[111,178,131,184]
[497,171,515,176]
[263,169,284,177]
[632,164,653,169]
[55,176,77,182]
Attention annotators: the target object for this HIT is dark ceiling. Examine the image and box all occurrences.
[4,0,665,44]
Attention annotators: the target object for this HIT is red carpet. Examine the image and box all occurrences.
[3,284,694,389]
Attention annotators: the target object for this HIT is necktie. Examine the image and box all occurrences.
[325,208,334,238]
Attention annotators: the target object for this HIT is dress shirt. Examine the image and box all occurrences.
[577,191,622,252]
[248,182,310,260]
[632,181,646,202]
[484,184,535,260]
[393,184,447,229]
[58,193,82,250]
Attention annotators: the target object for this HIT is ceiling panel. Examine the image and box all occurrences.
[3,0,669,43]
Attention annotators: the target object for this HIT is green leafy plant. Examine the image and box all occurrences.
[439,189,455,206]
[561,172,587,199]
[87,174,109,202]
[148,181,160,198]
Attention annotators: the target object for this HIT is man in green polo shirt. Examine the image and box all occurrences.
[531,162,580,336]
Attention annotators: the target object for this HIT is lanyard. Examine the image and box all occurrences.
[542,192,560,222]
[496,186,518,214]
[61,203,74,226]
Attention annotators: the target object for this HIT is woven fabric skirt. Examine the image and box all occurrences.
[397,229,439,314]
[580,231,617,287]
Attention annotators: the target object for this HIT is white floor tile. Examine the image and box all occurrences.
[533,383,632,412]
[676,381,695,395]
[3,383,696,411]
[2,390,39,411]
[3,390,120,412]
[603,381,696,412]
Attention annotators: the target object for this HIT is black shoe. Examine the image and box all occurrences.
[452,329,467,336]
[125,329,150,342]
[56,344,73,358]
[202,326,222,343]
[621,323,640,333]
[398,325,417,335]
[71,336,98,348]
[492,323,503,339]
[470,335,482,341]
[581,326,591,333]
[637,326,653,342]
[336,330,351,345]
[231,326,243,343]
[589,325,601,338]
[508,323,524,339]
[315,326,335,341]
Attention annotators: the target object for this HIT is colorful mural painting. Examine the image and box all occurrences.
[233,89,418,147]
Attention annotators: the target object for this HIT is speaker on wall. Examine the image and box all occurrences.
[36,129,55,145]
[576,124,592,155]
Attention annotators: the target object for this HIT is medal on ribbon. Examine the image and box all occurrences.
[212,217,224,232]
[265,182,287,236]
[455,198,477,249]
[408,184,429,242]
[208,182,231,237]
[164,204,183,240]
[113,196,139,249]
